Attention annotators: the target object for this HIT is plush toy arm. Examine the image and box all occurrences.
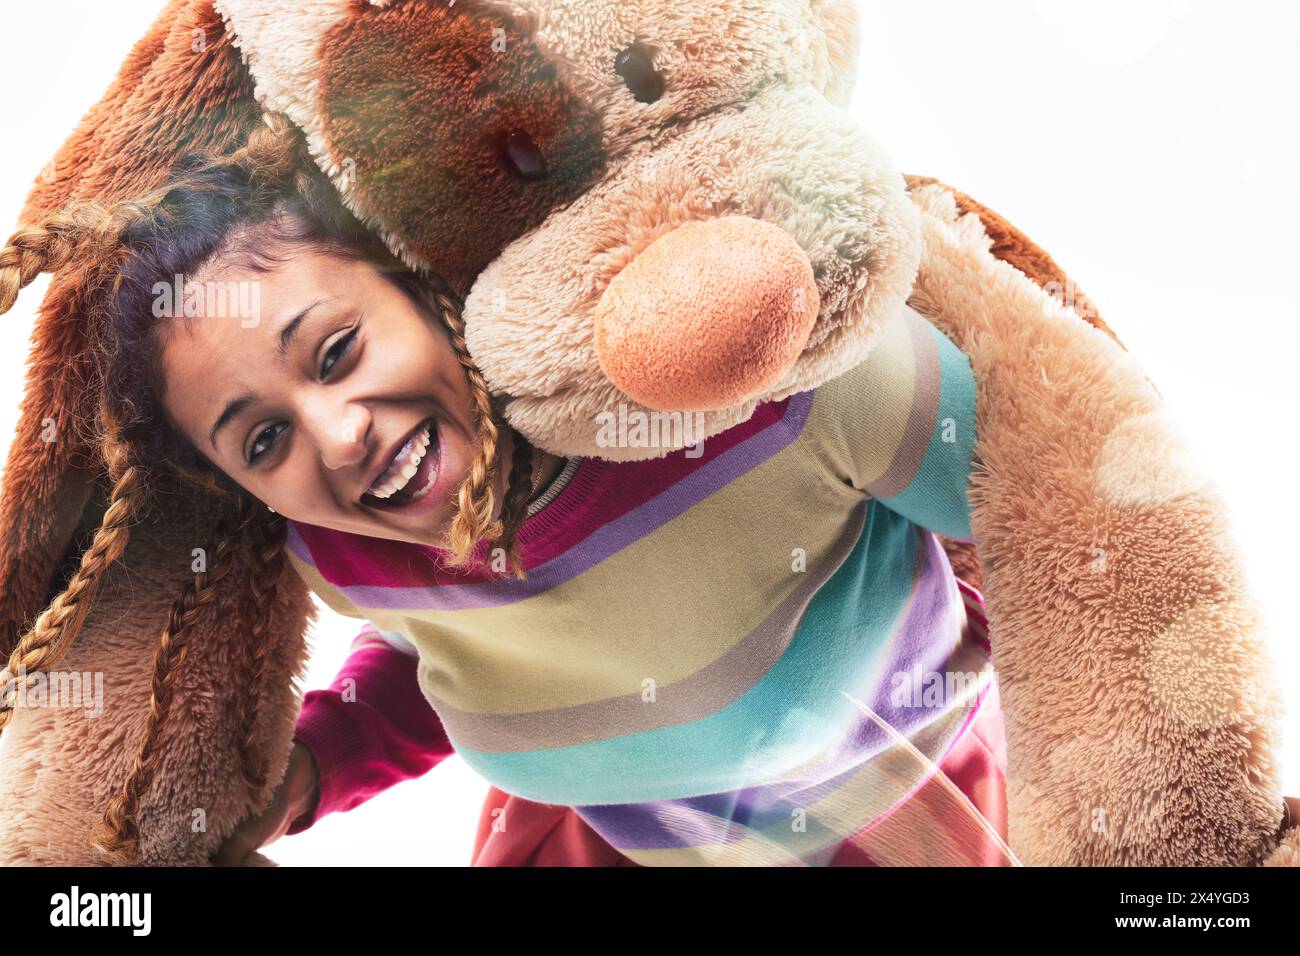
[906,181,1289,866]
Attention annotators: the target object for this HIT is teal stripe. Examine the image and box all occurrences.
[452,503,921,805]
[877,323,976,540]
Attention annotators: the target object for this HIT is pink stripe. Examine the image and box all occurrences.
[289,398,793,588]
[840,663,997,847]
[955,576,990,652]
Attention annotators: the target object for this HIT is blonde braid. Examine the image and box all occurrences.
[0,425,145,735]
[431,288,507,568]
[408,284,536,578]
[0,111,302,318]
[0,207,155,703]
[88,493,259,864]
[0,198,221,740]
[496,428,536,580]
[0,205,138,316]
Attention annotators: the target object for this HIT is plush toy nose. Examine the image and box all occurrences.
[593,216,820,412]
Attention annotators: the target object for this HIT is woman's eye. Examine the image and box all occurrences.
[248,421,288,465]
[614,43,664,104]
[320,328,358,379]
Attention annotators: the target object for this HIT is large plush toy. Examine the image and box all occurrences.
[0,0,1295,866]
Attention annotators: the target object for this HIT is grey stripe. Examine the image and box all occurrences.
[527,456,584,517]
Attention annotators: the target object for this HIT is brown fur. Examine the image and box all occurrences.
[0,1,311,865]
[318,0,605,293]
[1,1,1292,867]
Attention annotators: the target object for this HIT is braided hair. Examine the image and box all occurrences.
[0,112,535,863]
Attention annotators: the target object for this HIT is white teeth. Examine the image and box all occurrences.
[367,422,434,499]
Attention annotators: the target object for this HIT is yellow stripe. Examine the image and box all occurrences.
[802,307,919,489]
[363,432,861,715]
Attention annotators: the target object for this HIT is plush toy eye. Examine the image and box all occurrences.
[614,43,664,104]
[499,128,548,181]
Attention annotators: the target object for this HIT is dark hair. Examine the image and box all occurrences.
[0,112,535,864]
[107,115,536,567]
[109,126,436,495]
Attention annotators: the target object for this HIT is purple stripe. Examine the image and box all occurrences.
[577,530,983,854]
[286,522,318,565]
[289,391,814,611]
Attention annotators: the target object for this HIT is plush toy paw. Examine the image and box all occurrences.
[1264,827,1300,866]
[1264,798,1300,865]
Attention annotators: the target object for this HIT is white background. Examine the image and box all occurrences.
[1,1,1296,865]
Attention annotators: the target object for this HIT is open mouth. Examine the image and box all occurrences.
[360,417,441,510]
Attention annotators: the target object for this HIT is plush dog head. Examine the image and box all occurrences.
[218,0,919,459]
[8,0,1292,869]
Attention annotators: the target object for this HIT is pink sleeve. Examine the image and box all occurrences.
[286,628,455,835]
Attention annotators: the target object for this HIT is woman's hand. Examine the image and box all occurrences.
[211,741,321,866]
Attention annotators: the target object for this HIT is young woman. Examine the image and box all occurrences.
[0,113,1012,866]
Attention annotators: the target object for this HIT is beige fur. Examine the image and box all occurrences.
[477,0,858,159]
[463,1,918,459]
[465,80,920,458]
[906,184,1288,865]
[213,0,355,200]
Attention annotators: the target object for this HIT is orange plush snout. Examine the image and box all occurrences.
[593,216,820,412]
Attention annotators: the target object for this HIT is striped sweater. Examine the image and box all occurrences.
[286,303,998,865]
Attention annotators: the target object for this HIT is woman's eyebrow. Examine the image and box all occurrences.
[209,394,256,452]
[277,296,337,355]
[209,296,340,452]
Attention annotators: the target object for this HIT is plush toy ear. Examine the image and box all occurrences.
[217,0,604,295]
[0,0,314,866]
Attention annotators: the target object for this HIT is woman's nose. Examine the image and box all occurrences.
[310,405,371,472]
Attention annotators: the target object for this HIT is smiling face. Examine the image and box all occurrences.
[217,0,912,460]
[157,238,494,548]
